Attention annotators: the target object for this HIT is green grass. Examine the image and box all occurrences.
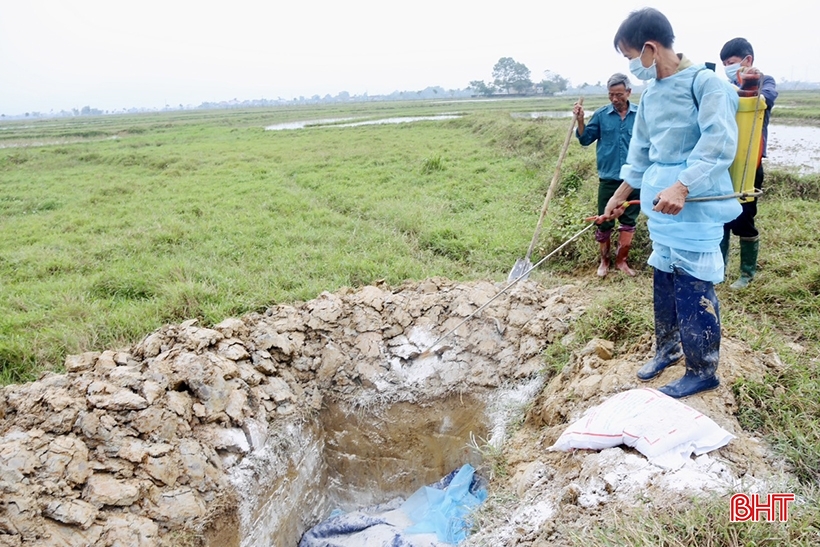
[767,90,820,122]
[1,99,585,380]
[2,92,820,543]
[571,489,820,547]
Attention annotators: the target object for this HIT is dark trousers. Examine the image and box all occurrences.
[724,164,764,239]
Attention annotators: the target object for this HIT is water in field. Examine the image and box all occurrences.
[263,117,358,131]
[765,124,820,174]
[264,114,460,131]
[510,111,575,119]
[334,115,460,127]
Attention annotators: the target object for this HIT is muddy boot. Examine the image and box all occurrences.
[658,270,721,398]
[730,236,759,290]
[637,269,683,381]
[596,229,611,278]
[719,228,730,274]
[614,229,636,276]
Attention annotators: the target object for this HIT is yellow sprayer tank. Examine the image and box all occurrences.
[730,94,766,203]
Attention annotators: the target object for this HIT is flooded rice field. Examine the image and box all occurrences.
[765,124,820,174]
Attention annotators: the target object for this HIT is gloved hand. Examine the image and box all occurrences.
[737,67,761,97]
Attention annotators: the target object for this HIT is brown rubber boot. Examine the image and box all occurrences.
[615,230,636,276]
[597,239,611,277]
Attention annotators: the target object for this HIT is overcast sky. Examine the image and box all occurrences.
[1,0,814,115]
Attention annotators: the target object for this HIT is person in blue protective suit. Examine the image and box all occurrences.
[573,73,641,278]
[601,8,742,398]
[719,37,778,290]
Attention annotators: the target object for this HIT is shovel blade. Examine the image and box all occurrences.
[507,258,533,283]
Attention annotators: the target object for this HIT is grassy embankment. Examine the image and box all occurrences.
[2,93,819,544]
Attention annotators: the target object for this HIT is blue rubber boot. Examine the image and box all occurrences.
[658,271,721,398]
[637,269,684,381]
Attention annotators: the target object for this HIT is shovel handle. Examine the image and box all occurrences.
[524,97,584,260]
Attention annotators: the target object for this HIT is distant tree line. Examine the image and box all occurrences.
[469,57,569,97]
[199,86,474,109]
[7,71,818,120]
[2,87,476,120]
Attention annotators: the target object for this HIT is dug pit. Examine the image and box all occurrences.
[230,379,547,546]
[0,278,580,546]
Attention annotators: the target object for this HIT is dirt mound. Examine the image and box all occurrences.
[0,277,789,546]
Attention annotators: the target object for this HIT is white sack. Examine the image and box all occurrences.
[550,388,734,469]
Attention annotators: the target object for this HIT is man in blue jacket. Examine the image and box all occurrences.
[573,73,640,278]
[719,37,778,289]
[602,8,741,398]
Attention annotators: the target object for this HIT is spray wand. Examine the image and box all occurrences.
[413,221,596,360]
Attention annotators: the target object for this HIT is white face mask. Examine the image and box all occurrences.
[724,62,741,82]
[629,45,657,81]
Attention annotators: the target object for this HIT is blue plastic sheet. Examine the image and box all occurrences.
[298,498,415,547]
[299,464,487,547]
[402,464,488,543]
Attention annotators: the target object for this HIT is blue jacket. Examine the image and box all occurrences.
[576,102,638,180]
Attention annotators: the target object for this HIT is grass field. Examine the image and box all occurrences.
[2,92,820,545]
[0,97,610,380]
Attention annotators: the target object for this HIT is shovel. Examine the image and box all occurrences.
[508,97,583,282]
